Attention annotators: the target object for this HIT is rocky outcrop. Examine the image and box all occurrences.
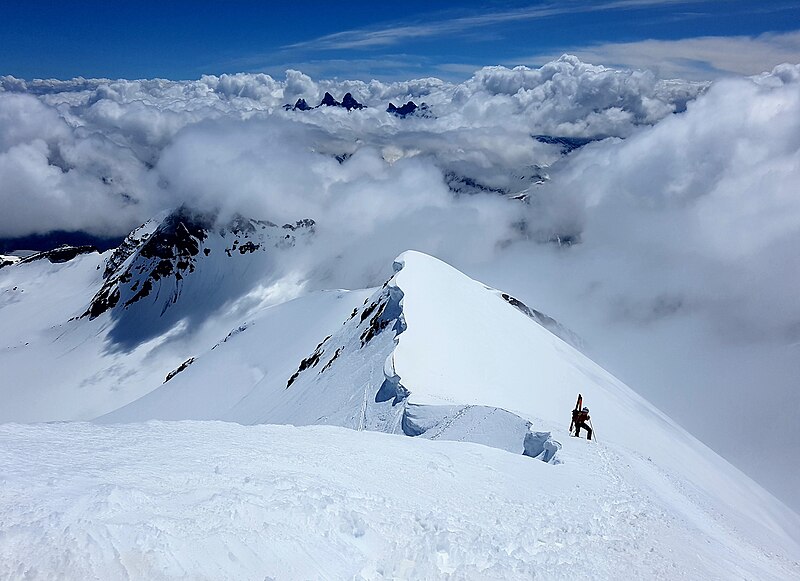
[318,92,340,107]
[387,101,431,118]
[18,245,98,265]
[83,207,316,321]
[341,92,365,110]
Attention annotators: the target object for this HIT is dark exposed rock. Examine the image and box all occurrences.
[238,241,259,254]
[294,98,311,111]
[387,101,414,116]
[316,92,365,110]
[282,219,316,233]
[103,223,153,279]
[284,98,312,111]
[320,347,342,373]
[138,207,211,262]
[212,324,249,350]
[287,335,330,388]
[360,286,405,347]
[388,101,431,118]
[124,278,153,308]
[164,357,195,383]
[86,287,120,319]
[84,207,211,320]
[359,300,379,323]
[83,207,317,322]
[19,245,98,265]
[360,300,392,346]
[318,92,340,107]
[341,92,365,110]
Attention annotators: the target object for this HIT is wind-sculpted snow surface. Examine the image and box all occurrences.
[1,422,798,580]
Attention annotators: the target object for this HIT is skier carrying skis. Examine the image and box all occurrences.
[572,406,592,440]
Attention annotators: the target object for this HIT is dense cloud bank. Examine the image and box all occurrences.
[0,56,705,237]
[2,56,800,510]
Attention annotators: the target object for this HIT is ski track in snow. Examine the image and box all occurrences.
[1,422,798,581]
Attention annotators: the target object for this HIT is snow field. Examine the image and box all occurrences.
[1,421,797,581]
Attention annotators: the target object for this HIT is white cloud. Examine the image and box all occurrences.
[527,30,800,80]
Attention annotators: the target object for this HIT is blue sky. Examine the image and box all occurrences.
[1,0,799,81]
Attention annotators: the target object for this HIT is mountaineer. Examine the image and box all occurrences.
[572,406,593,440]
[569,393,593,440]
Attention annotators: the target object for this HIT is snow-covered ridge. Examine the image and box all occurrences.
[100,250,800,560]
[3,238,800,575]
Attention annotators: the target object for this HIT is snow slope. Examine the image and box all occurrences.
[103,250,800,562]
[3,242,800,576]
[1,421,798,581]
[0,208,318,421]
[0,249,173,421]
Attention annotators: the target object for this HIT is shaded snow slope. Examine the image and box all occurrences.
[103,250,800,558]
[0,208,318,421]
[0,251,177,421]
[100,287,372,423]
[1,421,797,581]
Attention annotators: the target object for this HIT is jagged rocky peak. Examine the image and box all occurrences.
[315,92,365,110]
[284,98,312,111]
[387,101,431,118]
[341,92,365,110]
[318,92,340,107]
[83,206,316,320]
[295,98,312,111]
[286,92,366,111]
[83,206,213,320]
[138,206,213,263]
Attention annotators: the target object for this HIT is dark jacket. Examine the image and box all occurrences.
[572,410,590,424]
